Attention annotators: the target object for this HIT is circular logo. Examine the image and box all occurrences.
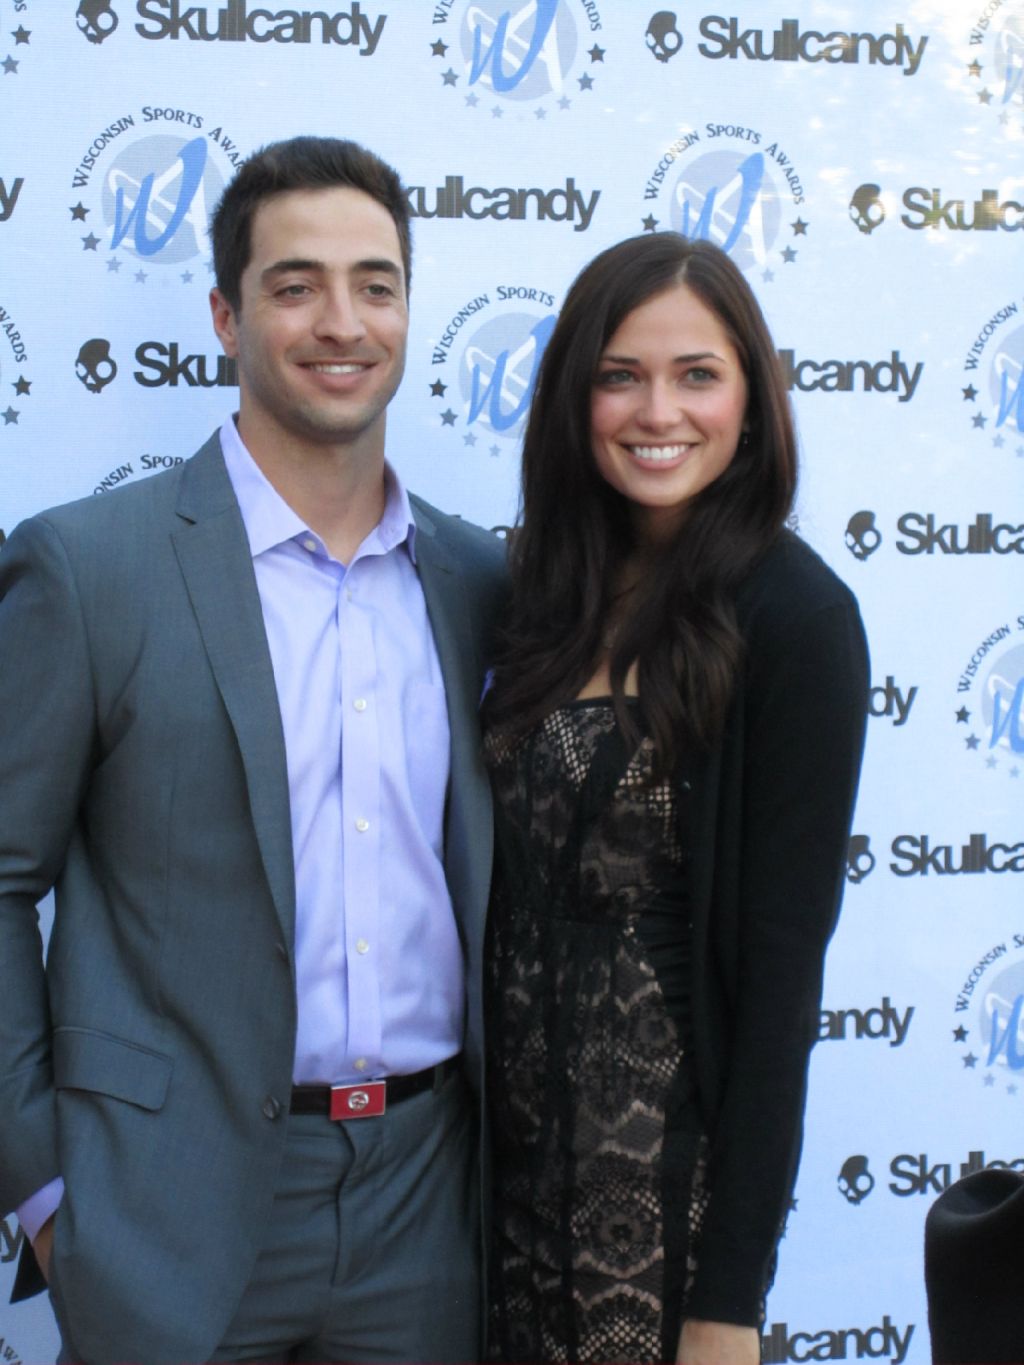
[427,286,557,457]
[67,110,245,288]
[952,621,1024,782]
[963,1,1024,132]
[638,124,809,281]
[952,943,1024,1100]
[960,305,1024,460]
[0,300,32,433]
[426,0,607,116]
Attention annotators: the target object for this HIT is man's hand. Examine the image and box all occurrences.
[31,1213,56,1283]
[677,1318,760,1365]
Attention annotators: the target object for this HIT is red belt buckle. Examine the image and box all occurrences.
[329,1080,386,1121]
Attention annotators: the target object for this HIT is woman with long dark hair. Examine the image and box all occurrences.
[483,233,868,1365]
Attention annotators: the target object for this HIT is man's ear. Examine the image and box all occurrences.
[210,287,239,358]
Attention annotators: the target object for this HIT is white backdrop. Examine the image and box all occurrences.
[2,2,1023,1361]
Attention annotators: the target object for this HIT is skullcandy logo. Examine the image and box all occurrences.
[646,11,682,62]
[77,0,120,43]
[844,510,882,561]
[761,1317,914,1365]
[850,183,885,234]
[846,835,876,883]
[75,338,118,394]
[838,1155,875,1205]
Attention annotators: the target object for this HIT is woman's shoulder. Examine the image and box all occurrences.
[735,528,862,631]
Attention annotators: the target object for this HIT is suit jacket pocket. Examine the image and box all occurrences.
[53,1026,172,1111]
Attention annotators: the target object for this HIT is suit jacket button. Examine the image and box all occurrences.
[262,1095,283,1120]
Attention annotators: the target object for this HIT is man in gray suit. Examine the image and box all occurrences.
[0,136,505,1364]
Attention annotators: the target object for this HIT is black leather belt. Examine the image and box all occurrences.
[290,1056,458,1121]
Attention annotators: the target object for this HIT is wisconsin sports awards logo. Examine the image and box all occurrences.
[638,123,808,281]
[67,108,245,288]
[426,284,556,457]
[952,616,1024,781]
[963,0,1024,131]
[951,936,1024,1099]
[427,0,607,118]
[3,0,31,73]
[960,299,1024,459]
[0,301,31,432]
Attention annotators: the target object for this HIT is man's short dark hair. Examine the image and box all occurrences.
[210,135,412,311]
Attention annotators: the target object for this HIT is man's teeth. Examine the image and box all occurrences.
[629,444,690,462]
[308,362,365,374]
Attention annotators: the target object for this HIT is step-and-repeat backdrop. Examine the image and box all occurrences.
[1,2,1022,1360]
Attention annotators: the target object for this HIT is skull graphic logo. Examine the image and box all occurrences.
[838,1155,875,1205]
[75,339,118,395]
[846,835,876,884]
[845,510,882,562]
[646,11,682,63]
[850,183,885,235]
[76,0,119,45]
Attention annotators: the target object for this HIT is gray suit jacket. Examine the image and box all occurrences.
[0,432,507,1364]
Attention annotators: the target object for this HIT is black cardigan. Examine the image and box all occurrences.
[681,530,869,1324]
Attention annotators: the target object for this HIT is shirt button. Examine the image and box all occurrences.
[356,938,370,954]
[354,1058,367,1072]
[302,536,317,553]
[353,698,368,712]
[262,1095,282,1121]
[355,817,369,832]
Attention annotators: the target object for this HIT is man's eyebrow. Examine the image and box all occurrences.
[260,257,403,284]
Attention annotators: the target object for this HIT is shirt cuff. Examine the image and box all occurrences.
[17,1178,64,1242]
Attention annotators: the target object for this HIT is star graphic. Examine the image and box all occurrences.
[70,202,89,221]
[994,434,1005,448]
[13,26,29,44]
[430,39,447,56]
[441,67,458,86]
[641,214,658,232]
[588,44,605,62]
[979,88,993,104]
[966,734,980,751]
[762,268,775,283]
[134,269,148,284]
[781,246,797,263]
[491,105,503,117]
[534,107,547,119]
[430,379,447,397]
[181,270,194,283]
[956,706,969,723]
[789,1198,798,1212]
[82,232,100,251]
[440,408,457,426]
[557,95,571,109]
[490,444,500,457]
[463,432,477,447]
[791,218,808,236]
[107,257,122,272]
[1010,1084,1019,1095]
[968,60,982,77]
[984,1073,996,1087]
[2,406,18,425]
[2,55,18,74]
[578,72,594,91]
[972,412,987,429]
[953,1025,968,1042]
[465,91,479,107]
[986,755,998,769]
[963,1052,978,1068]
[962,384,977,401]
[13,376,30,396]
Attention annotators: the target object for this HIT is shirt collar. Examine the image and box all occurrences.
[218,414,418,564]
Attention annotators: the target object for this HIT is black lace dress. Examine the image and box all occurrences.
[485,701,709,1364]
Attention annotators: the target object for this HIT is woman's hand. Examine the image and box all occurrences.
[676,1317,760,1364]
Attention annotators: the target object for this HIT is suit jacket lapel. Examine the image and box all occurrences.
[170,434,296,945]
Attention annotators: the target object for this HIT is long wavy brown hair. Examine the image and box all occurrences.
[485,232,798,774]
